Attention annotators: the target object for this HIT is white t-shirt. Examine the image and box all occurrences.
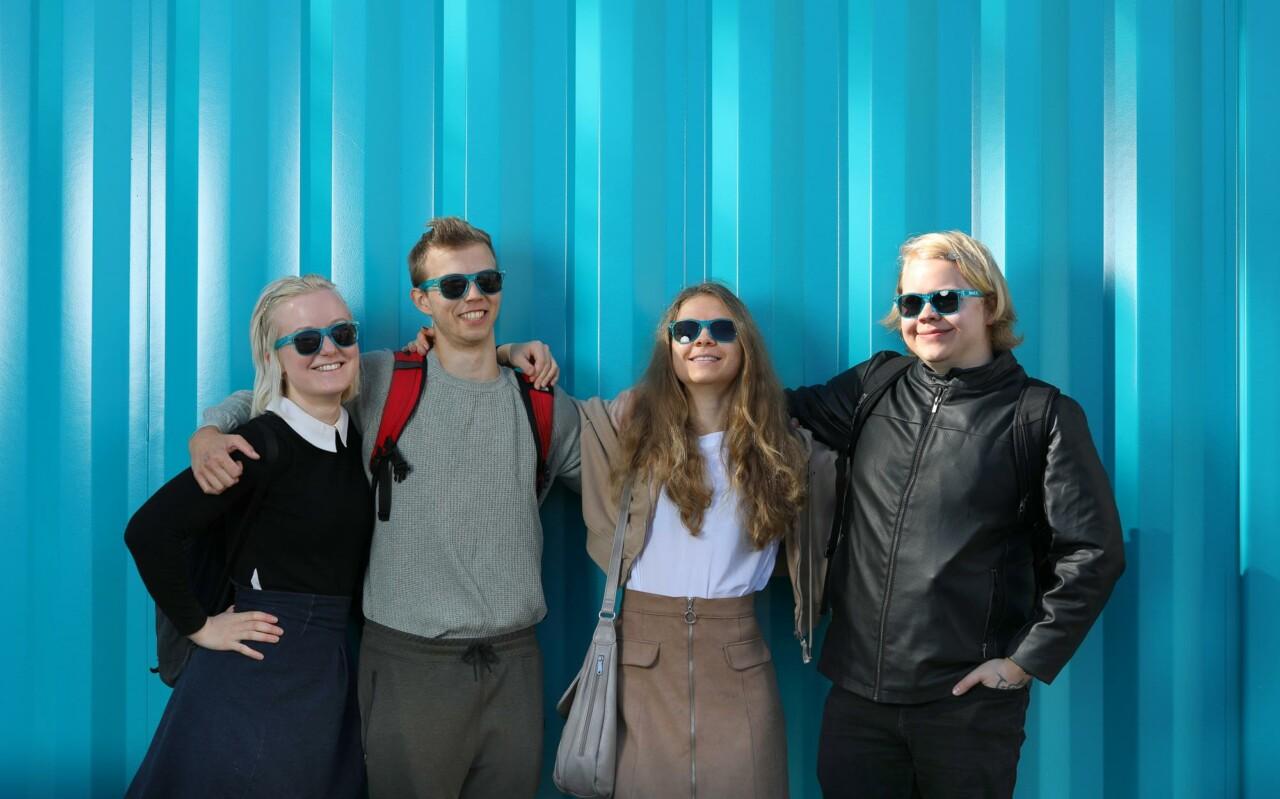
[627,431,779,599]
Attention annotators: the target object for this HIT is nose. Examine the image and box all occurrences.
[916,301,941,322]
[694,327,717,346]
[317,332,339,355]
[462,278,484,301]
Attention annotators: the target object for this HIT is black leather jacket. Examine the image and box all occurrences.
[789,350,1124,703]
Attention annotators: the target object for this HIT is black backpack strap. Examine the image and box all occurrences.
[215,421,281,609]
[1012,378,1059,528]
[820,354,915,614]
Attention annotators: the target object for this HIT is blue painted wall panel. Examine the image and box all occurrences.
[0,0,1273,795]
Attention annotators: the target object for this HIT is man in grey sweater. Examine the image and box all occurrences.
[189,217,581,798]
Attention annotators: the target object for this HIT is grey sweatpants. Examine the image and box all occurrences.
[358,621,543,799]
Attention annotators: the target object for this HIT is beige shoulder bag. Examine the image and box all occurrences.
[552,479,633,798]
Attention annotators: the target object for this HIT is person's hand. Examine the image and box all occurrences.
[951,658,1031,695]
[403,326,435,355]
[499,340,560,389]
[190,426,258,494]
[188,605,284,661]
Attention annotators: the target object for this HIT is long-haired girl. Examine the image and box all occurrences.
[574,281,829,798]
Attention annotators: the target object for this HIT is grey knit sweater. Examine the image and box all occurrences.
[202,350,582,638]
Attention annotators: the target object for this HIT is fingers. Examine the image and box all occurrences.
[226,434,259,461]
[194,452,243,495]
[512,341,561,389]
[951,668,983,696]
[233,610,283,637]
[235,643,265,661]
[533,344,560,389]
[242,630,282,644]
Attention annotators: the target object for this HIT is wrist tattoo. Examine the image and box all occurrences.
[994,675,1029,690]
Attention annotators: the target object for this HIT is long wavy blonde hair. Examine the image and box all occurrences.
[613,283,807,549]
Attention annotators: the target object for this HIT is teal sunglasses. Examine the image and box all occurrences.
[893,289,983,318]
[668,318,738,345]
[417,269,505,300]
[274,321,360,356]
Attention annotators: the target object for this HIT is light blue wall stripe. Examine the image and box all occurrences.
[708,0,738,286]
[302,0,332,276]
[0,0,32,782]
[123,0,154,772]
[90,0,132,787]
[195,0,230,409]
[1240,0,1278,793]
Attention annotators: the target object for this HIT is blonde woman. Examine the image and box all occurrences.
[572,282,831,798]
[124,275,371,798]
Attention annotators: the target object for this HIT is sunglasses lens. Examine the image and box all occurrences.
[292,331,323,355]
[708,319,737,343]
[897,295,924,318]
[671,320,701,344]
[330,322,358,348]
[437,275,470,300]
[931,291,962,315]
[475,270,504,294]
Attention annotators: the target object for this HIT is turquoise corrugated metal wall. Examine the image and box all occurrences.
[0,0,1274,796]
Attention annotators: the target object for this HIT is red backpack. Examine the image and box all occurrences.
[368,352,555,521]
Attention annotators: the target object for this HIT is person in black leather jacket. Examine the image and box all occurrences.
[789,231,1125,799]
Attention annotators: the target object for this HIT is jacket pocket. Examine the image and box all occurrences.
[724,637,773,671]
[981,569,999,659]
[620,639,660,668]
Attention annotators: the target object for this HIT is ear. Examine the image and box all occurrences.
[983,296,997,325]
[411,287,434,319]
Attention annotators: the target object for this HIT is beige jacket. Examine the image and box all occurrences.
[576,397,835,662]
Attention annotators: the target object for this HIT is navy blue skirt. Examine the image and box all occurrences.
[127,587,364,798]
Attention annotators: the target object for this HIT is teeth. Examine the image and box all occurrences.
[314,363,342,371]
[461,310,485,320]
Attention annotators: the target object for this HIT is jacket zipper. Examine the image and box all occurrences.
[687,597,697,799]
[873,383,948,700]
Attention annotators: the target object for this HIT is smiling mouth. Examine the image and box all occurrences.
[690,355,721,362]
[313,362,343,372]
[460,310,487,321]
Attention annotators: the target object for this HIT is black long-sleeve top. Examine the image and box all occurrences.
[125,412,373,636]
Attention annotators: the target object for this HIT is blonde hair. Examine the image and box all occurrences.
[881,230,1023,351]
[249,274,360,416]
[407,216,497,286]
[613,282,807,549]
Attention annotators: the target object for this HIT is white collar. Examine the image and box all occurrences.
[266,396,349,452]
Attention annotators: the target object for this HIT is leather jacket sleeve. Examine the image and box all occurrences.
[1009,395,1126,682]
[786,351,899,450]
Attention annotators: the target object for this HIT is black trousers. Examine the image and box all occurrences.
[818,683,1029,799]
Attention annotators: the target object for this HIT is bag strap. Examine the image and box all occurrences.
[598,479,635,620]
[517,374,555,495]
[213,421,281,611]
[820,354,915,614]
[370,352,428,521]
[1012,378,1059,528]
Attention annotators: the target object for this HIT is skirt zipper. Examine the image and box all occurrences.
[686,597,697,799]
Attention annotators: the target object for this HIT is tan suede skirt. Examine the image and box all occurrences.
[614,590,788,799]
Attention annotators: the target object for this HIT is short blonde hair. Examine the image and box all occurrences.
[881,230,1023,351]
[407,216,496,287]
[249,274,360,416]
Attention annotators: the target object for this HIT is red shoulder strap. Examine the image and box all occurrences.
[517,374,555,495]
[371,352,428,469]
